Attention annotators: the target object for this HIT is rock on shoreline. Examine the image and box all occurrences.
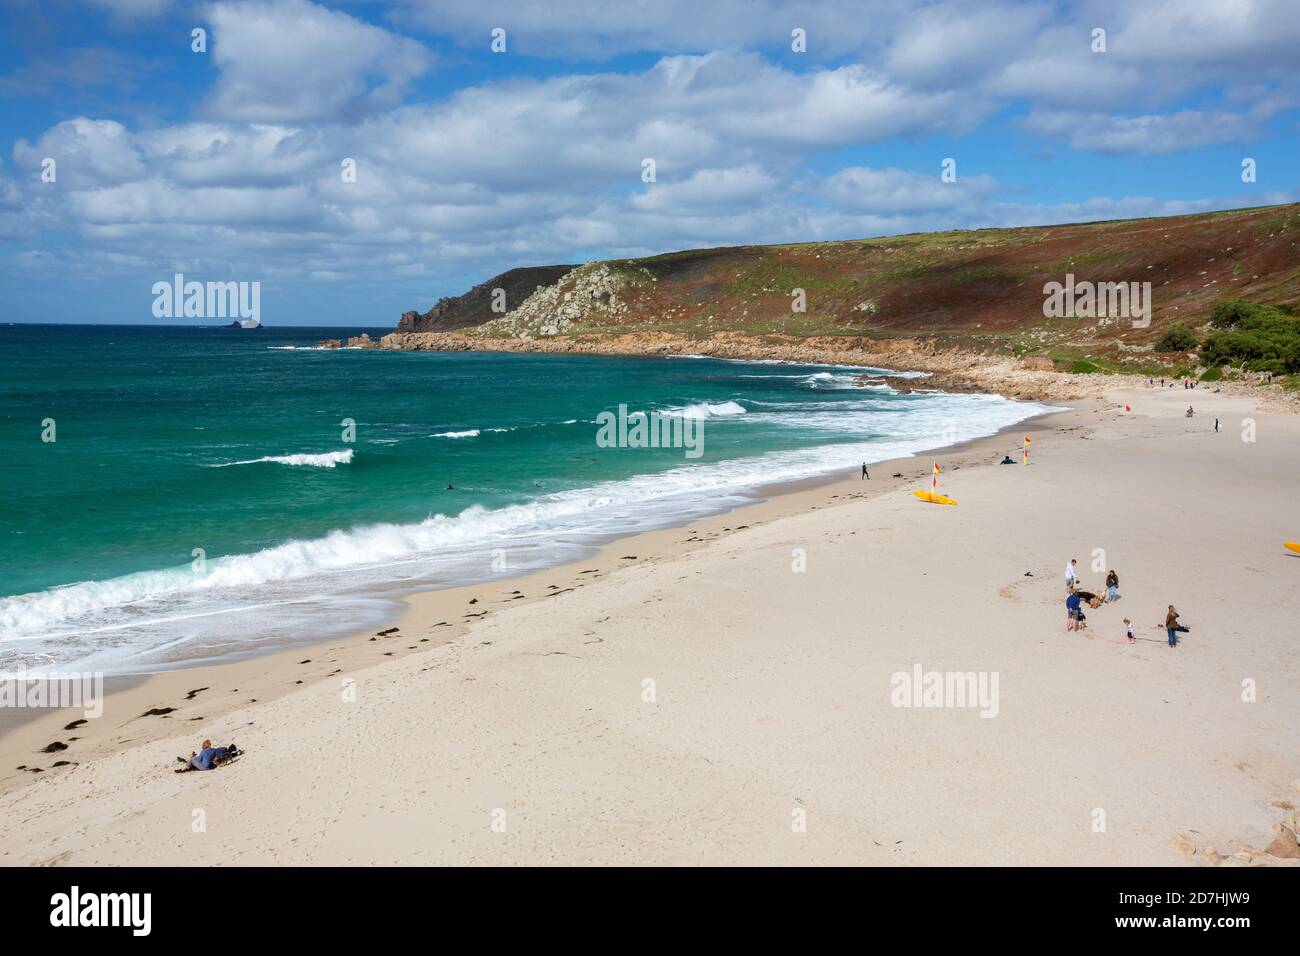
[373,329,1119,402]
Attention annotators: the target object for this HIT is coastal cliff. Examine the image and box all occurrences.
[368,203,1299,400]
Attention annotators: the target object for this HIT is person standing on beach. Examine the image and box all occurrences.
[1215,418,1220,432]
[861,463,869,480]
[1165,605,1181,648]
[1105,569,1119,602]
[1066,589,1081,632]
[1065,558,1079,589]
[1125,618,1135,644]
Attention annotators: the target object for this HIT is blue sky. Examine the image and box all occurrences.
[1,0,1296,326]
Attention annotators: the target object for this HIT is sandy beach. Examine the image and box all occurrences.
[2,381,1297,866]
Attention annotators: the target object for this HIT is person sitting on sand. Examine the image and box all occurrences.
[176,739,241,772]
[1000,455,1015,464]
[1186,406,1195,417]
[1105,569,1119,602]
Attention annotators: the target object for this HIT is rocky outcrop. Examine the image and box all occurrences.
[1181,797,1300,867]
[477,262,653,338]
[397,265,577,333]
[346,333,377,349]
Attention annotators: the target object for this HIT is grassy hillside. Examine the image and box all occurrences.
[399,203,1300,375]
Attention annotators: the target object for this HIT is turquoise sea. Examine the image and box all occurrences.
[1,324,1053,674]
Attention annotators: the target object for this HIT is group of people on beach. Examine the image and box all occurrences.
[1148,377,1203,390]
[1063,558,1187,647]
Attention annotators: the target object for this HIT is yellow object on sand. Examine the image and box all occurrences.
[913,490,958,506]
[1285,541,1300,555]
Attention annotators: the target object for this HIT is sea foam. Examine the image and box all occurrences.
[209,449,354,468]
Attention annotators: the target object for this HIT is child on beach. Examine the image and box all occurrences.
[1124,618,1134,644]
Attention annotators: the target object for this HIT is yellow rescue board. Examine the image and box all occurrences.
[1285,541,1300,555]
[913,490,958,506]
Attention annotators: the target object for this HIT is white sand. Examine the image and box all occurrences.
[2,384,1297,865]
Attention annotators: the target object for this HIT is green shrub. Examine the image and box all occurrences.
[1154,323,1200,352]
[1200,300,1300,374]
[1069,359,1100,374]
[1199,366,1223,382]
[1209,300,1263,328]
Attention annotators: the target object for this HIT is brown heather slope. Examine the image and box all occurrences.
[382,203,1300,390]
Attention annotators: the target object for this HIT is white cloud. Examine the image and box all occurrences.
[205,0,433,122]
[630,166,781,213]
[820,167,1002,215]
[1024,93,1297,154]
[3,0,1297,316]
[394,0,909,59]
[13,119,148,187]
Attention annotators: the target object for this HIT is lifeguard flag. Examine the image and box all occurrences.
[932,461,939,492]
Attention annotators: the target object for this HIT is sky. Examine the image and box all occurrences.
[0,0,1297,326]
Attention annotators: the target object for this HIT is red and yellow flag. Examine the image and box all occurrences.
[1023,435,1031,465]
